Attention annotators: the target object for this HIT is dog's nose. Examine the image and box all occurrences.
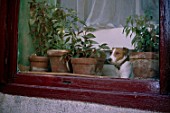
[105,58,112,64]
[107,58,112,62]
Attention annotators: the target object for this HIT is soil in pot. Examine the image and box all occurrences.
[47,50,70,73]
[29,55,49,72]
[71,58,99,75]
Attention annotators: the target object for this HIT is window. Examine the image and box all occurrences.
[0,0,170,112]
[18,0,160,80]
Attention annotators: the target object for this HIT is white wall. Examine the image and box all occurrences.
[93,28,134,49]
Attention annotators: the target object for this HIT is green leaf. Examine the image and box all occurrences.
[84,33,96,39]
[77,30,83,35]
[99,44,110,49]
[53,23,58,28]
[100,43,108,46]
[131,18,134,26]
[37,23,40,33]
[132,36,138,45]
[84,27,96,32]
[126,16,131,24]
[89,40,98,44]
[29,19,36,25]
[125,28,131,37]
[79,20,86,25]
[64,33,71,37]
[65,37,70,44]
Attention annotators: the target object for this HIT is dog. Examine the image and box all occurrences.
[106,47,134,78]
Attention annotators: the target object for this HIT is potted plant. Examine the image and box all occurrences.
[28,0,50,72]
[64,26,110,75]
[123,15,159,79]
[46,4,86,73]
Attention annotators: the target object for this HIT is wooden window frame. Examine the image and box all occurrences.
[0,0,170,112]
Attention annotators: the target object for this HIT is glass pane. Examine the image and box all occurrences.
[17,0,159,80]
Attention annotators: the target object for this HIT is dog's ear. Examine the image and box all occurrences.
[123,47,129,55]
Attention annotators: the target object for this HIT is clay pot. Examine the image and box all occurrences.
[47,50,70,72]
[29,55,49,72]
[130,52,159,79]
[71,58,101,75]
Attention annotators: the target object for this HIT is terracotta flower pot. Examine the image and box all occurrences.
[29,55,49,72]
[71,58,99,75]
[47,49,70,72]
[130,52,159,79]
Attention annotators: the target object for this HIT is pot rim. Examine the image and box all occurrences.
[29,55,48,62]
[71,58,98,65]
[47,49,69,57]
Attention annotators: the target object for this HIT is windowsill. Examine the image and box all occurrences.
[1,72,169,112]
[10,72,160,94]
[18,71,160,81]
[18,71,112,78]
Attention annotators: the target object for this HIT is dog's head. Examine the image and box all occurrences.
[107,47,129,65]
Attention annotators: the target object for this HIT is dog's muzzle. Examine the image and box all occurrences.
[105,58,121,70]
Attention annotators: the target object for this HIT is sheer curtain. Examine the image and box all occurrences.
[60,0,158,29]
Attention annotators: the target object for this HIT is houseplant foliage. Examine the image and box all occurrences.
[123,15,159,79]
[44,2,89,72]
[46,5,81,50]
[28,0,109,74]
[28,0,51,71]
[28,0,80,55]
[65,27,109,59]
[28,0,83,72]
[28,0,51,56]
[45,0,109,74]
[123,15,159,52]
[63,26,110,75]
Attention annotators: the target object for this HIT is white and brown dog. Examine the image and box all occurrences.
[107,47,134,78]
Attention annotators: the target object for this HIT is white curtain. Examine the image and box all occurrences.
[60,0,159,29]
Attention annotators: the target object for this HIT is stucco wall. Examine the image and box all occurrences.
[0,93,159,113]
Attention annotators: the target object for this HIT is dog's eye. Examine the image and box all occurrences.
[115,52,120,55]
